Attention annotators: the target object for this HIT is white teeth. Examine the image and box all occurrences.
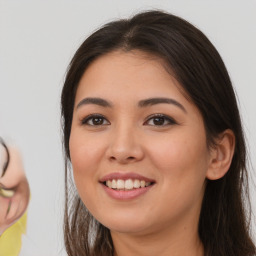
[105,179,152,190]
[125,179,133,190]
[134,179,140,188]
[116,179,125,189]
[111,179,117,189]
[106,180,112,188]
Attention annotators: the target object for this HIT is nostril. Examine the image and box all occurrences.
[109,155,135,162]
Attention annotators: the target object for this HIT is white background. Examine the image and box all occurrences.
[0,1,255,255]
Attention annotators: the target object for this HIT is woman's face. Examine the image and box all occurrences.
[69,50,212,235]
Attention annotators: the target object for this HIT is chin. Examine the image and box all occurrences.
[98,215,151,234]
[108,223,148,234]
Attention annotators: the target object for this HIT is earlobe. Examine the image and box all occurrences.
[206,129,235,180]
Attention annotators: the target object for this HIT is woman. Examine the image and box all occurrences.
[61,10,256,256]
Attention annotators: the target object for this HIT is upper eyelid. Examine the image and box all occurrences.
[145,113,176,121]
[144,114,177,125]
[81,113,107,119]
[80,113,177,125]
[81,114,110,125]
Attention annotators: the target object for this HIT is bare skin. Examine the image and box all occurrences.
[70,50,235,256]
[111,214,204,256]
[0,147,30,235]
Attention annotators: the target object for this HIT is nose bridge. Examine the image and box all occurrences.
[107,118,143,163]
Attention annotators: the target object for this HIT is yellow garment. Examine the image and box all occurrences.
[0,212,27,256]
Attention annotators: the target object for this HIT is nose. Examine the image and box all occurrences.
[106,124,144,164]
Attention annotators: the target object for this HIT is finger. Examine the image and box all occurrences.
[8,195,27,223]
[0,197,11,226]
[0,199,18,234]
[6,198,20,222]
[6,179,30,222]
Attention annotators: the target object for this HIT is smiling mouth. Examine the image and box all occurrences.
[102,179,154,190]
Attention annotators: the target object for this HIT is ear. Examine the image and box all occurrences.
[206,129,235,180]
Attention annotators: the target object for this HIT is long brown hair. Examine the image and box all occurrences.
[61,10,256,256]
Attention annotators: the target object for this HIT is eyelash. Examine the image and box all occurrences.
[81,114,177,127]
[81,114,109,126]
[144,114,177,126]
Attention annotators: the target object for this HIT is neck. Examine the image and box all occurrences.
[111,221,204,256]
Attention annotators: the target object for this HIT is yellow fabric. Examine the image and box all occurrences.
[0,212,27,256]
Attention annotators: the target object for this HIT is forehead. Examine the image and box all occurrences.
[75,50,188,102]
[84,50,169,80]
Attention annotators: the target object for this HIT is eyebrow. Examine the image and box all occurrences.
[76,97,186,113]
[138,97,186,112]
[76,97,113,109]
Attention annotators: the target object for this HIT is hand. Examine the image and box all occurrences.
[0,147,30,235]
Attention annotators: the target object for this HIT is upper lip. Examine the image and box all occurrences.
[99,172,155,183]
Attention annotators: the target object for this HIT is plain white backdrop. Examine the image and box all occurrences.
[0,1,255,255]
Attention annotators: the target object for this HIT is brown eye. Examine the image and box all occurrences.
[152,116,165,125]
[91,117,104,125]
[82,114,110,126]
[145,114,176,126]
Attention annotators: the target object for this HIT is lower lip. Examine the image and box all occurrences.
[101,183,153,200]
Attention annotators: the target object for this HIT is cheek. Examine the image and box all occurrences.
[146,135,208,218]
[69,129,111,212]
[69,130,97,195]
[69,143,96,211]
[69,129,103,173]
[146,130,209,186]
